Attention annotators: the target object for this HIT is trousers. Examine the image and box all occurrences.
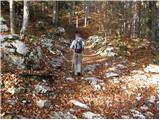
[72,52,83,75]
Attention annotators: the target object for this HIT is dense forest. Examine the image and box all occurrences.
[1,0,159,119]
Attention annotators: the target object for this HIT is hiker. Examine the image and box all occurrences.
[70,32,84,76]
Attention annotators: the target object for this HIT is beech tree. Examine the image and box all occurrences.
[20,0,29,38]
[10,0,15,34]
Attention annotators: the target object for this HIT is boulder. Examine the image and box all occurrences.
[0,17,8,32]
[1,35,42,69]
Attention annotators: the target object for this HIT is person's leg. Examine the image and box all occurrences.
[77,53,82,74]
[73,53,78,75]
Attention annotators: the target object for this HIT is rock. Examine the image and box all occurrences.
[58,27,65,33]
[83,111,103,119]
[49,111,77,119]
[140,105,148,111]
[66,77,74,82]
[11,40,29,55]
[84,77,104,90]
[121,115,130,119]
[147,95,156,103]
[50,58,64,69]
[147,74,159,85]
[69,100,89,109]
[144,111,154,118]
[7,87,21,95]
[26,46,43,69]
[0,24,8,32]
[99,46,117,57]
[84,64,100,73]
[16,115,28,119]
[6,99,17,105]
[0,17,8,32]
[35,83,50,94]
[36,99,51,108]
[88,35,104,43]
[144,64,159,73]
[105,72,119,78]
[36,21,45,29]
[131,109,146,119]
[1,34,42,69]
[116,64,126,69]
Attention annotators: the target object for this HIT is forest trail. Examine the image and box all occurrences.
[48,38,159,119]
[1,36,159,119]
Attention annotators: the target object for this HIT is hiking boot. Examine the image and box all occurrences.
[77,72,81,76]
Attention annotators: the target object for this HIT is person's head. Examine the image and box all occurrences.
[75,31,80,39]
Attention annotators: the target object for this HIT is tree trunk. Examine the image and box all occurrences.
[52,1,56,24]
[20,0,29,39]
[10,0,15,34]
[84,1,88,27]
[76,14,78,28]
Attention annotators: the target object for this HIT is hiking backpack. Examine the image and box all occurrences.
[75,40,83,53]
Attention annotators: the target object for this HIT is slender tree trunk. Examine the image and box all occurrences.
[84,1,88,27]
[20,0,29,38]
[76,14,78,28]
[10,0,15,34]
[52,1,56,24]
[55,1,59,26]
[132,2,138,38]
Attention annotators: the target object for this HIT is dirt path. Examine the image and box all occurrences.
[1,38,159,119]
[51,39,159,119]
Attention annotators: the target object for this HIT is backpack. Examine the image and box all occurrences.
[75,40,83,53]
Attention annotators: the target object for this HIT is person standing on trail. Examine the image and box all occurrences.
[70,31,84,76]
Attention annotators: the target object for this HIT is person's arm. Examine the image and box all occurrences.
[70,40,75,52]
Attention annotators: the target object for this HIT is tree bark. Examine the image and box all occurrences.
[10,0,15,34]
[76,14,78,28]
[52,1,56,24]
[20,0,29,38]
[84,1,88,27]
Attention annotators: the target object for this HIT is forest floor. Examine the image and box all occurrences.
[1,33,159,119]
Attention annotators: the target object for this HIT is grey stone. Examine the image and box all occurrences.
[36,99,51,108]
[131,109,146,119]
[66,77,74,82]
[49,111,77,119]
[58,27,65,33]
[144,64,159,73]
[83,111,103,119]
[7,87,21,95]
[35,83,50,94]
[0,24,8,32]
[147,95,156,103]
[144,111,154,118]
[84,64,100,73]
[6,99,17,105]
[121,115,130,119]
[50,58,64,69]
[69,100,89,109]
[11,40,29,55]
[105,72,119,78]
[85,77,104,90]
